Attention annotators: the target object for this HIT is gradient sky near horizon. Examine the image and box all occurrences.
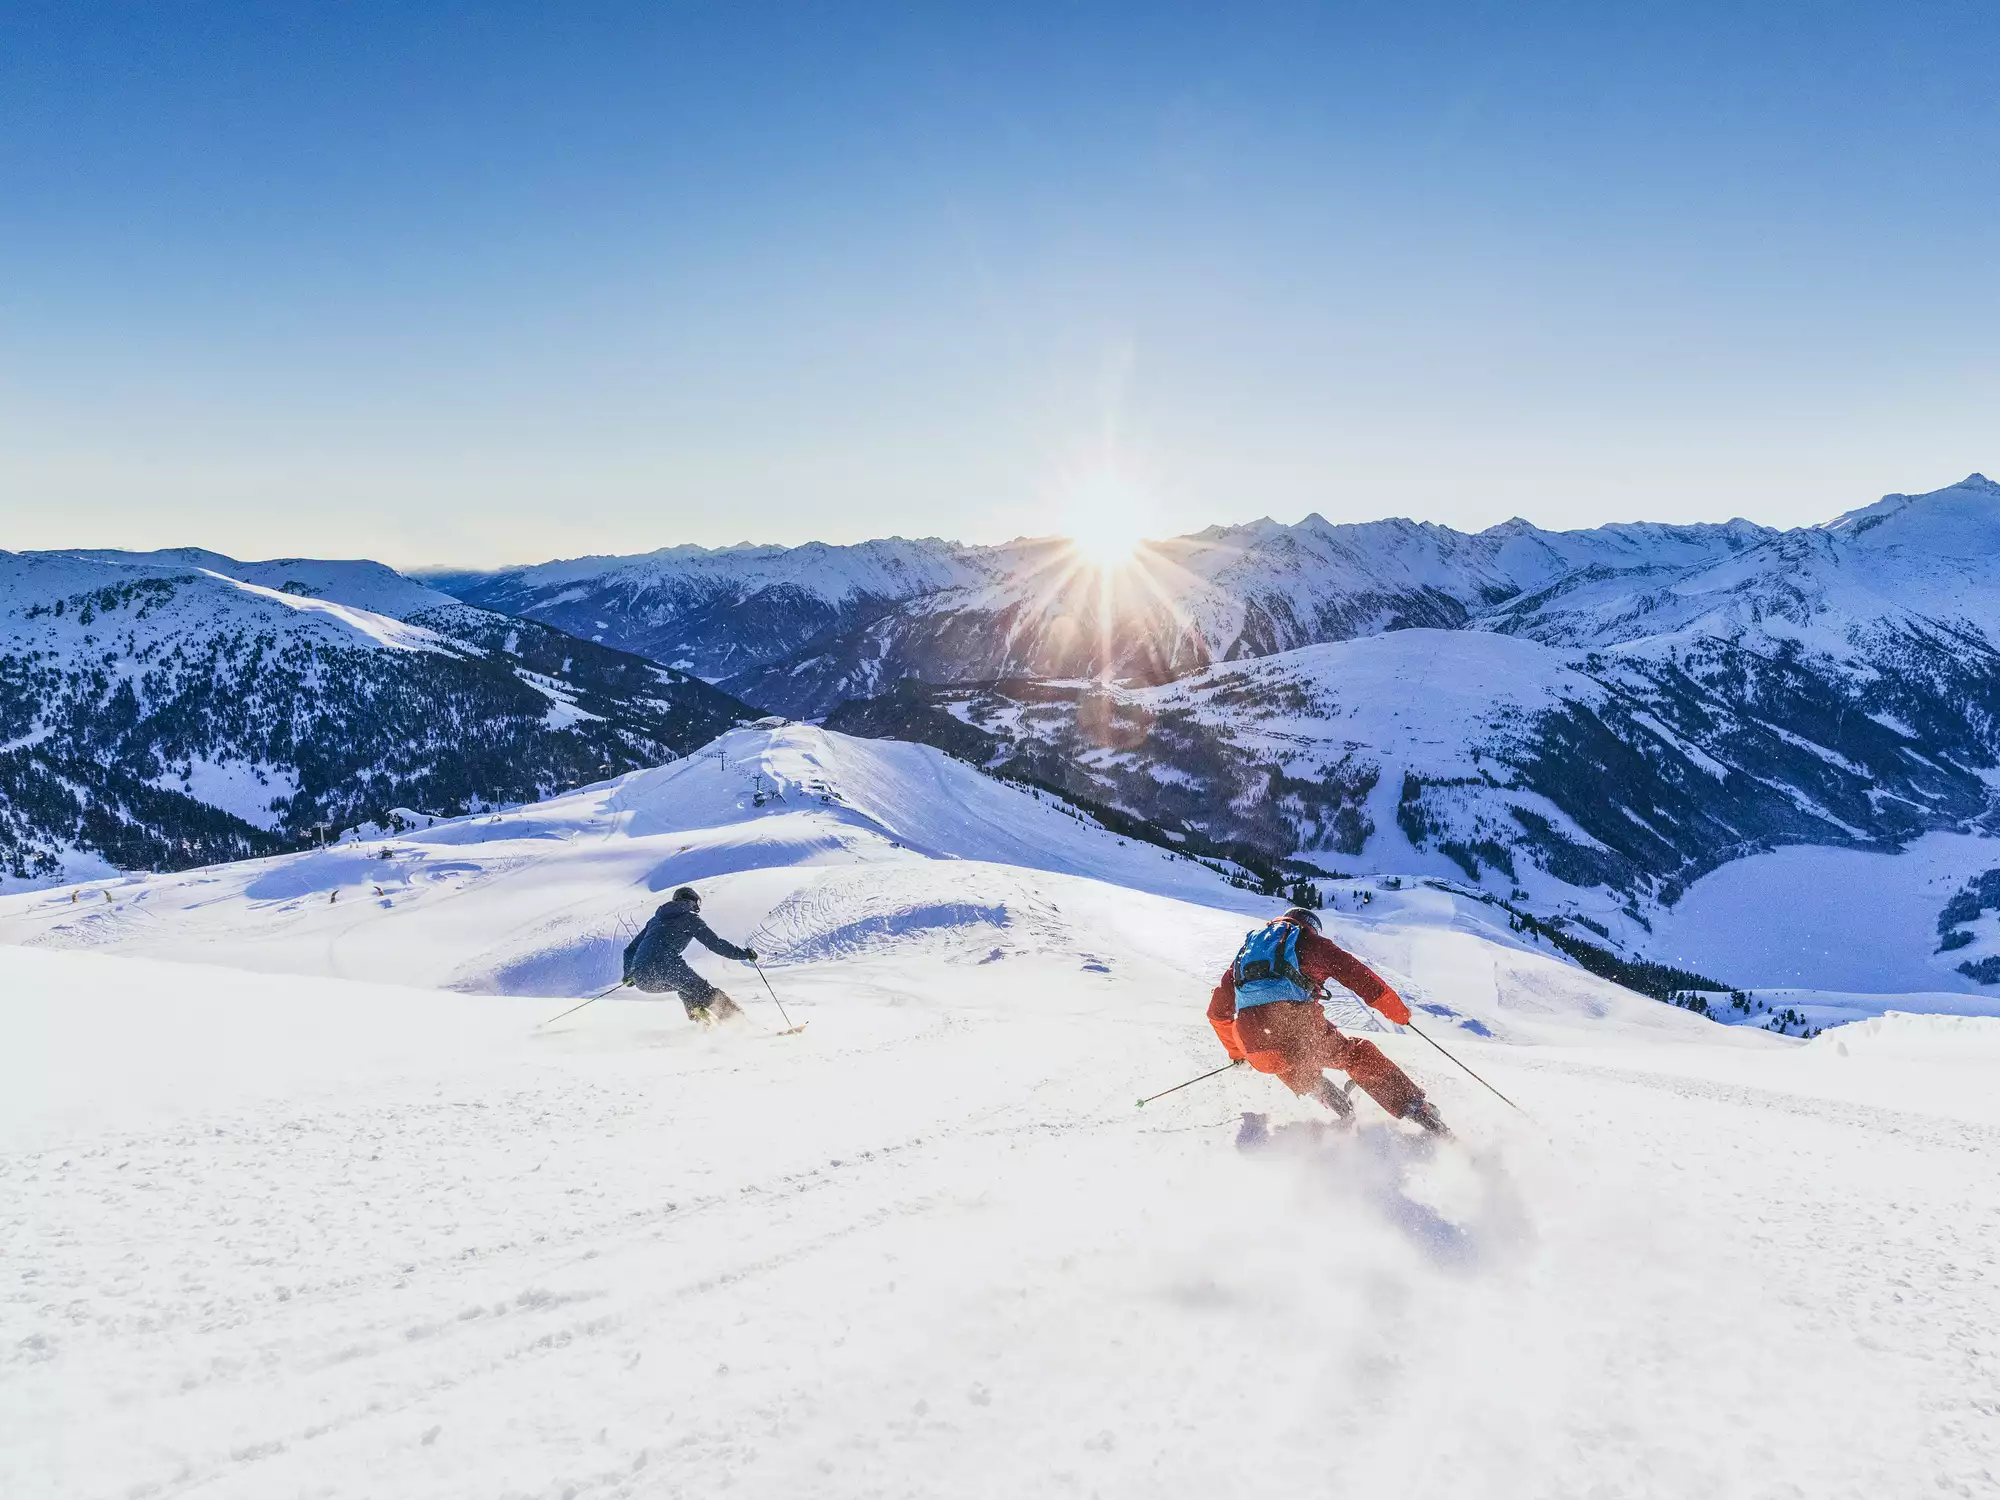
[4,2,1998,568]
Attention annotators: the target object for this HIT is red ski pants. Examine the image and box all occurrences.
[1234,1001,1423,1119]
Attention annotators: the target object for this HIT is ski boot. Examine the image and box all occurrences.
[685,992,746,1030]
[1404,1097,1451,1137]
[1315,1076,1356,1120]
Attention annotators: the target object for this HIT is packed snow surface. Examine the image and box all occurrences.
[4,727,1996,1498]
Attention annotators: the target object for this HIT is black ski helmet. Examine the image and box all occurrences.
[1281,906,1322,931]
[674,886,700,904]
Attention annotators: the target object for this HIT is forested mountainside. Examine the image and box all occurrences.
[0,551,750,886]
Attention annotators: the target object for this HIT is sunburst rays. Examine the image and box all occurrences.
[997,536,1233,685]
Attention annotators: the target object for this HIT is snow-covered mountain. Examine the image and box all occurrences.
[427,537,1000,682]
[431,515,1775,713]
[0,549,751,888]
[16,475,2000,992]
[1484,473,2000,651]
[717,514,1776,712]
[820,478,2000,994]
[7,723,1998,1497]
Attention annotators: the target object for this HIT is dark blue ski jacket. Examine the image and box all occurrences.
[623,896,754,987]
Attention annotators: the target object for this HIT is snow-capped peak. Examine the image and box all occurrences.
[1821,472,2000,537]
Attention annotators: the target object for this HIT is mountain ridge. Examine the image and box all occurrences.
[0,548,753,887]
[432,508,1789,702]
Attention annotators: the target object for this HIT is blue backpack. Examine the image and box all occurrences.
[1231,920,1314,1010]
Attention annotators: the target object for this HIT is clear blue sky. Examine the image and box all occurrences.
[3,2,1996,566]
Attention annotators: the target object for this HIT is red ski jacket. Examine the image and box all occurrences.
[1207,918,1411,1060]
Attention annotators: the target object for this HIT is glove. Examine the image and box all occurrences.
[744,948,759,963]
[1374,987,1412,1026]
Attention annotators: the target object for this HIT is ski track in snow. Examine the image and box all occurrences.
[3,727,1997,1498]
[8,977,1995,1499]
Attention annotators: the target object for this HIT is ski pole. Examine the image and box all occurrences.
[1136,1058,1243,1108]
[1403,1020,1526,1115]
[538,980,627,1029]
[751,960,798,1031]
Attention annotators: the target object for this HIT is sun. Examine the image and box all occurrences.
[1057,467,1155,571]
[1066,513,1148,570]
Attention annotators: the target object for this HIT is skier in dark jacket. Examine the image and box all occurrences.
[622,887,759,1025]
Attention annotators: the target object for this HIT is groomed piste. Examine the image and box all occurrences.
[3,727,1997,1498]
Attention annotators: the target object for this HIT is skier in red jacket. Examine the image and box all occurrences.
[1210,907,1448,1134]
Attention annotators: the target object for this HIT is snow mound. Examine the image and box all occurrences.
[1812,1009,2000,1059]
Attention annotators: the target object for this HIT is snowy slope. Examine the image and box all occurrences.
[1646,831,2000,996]
[467,478,2000,1004]
[0,723,1660,1052]
[4,726,1997,1498]
[0,726,1248,992]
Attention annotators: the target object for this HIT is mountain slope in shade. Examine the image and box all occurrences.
[0,549,751,887]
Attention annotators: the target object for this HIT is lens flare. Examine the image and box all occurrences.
[1058,467,1154,570]
[1065,515,1147,570]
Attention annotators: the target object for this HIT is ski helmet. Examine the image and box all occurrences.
[674,886,700,904]
[1281,906,1322,931]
